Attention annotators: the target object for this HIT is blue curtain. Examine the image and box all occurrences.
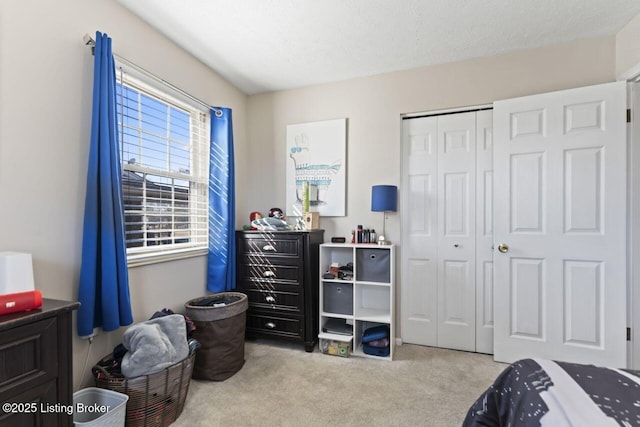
[207,108,236,292]
[77,31,133,337]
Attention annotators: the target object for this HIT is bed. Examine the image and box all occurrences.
[463,358,640,426]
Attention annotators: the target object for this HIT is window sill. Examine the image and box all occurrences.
[127,247,208,268]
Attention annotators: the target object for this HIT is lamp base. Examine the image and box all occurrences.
[377,235,392,245]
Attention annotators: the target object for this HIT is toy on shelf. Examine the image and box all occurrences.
[268,207,286,220]
[249,211,263,230]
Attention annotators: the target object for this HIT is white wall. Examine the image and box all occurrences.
[0,0,248,389]
[616,13,640,78]
[246,36,616,342]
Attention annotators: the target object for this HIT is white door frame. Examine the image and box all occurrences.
[619,64,640,369]
[621,68,640,369]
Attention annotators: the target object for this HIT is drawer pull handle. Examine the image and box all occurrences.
[265,296,276,303]
[263,270,276,278]
[263,244,276,251]
[265,322,276,329]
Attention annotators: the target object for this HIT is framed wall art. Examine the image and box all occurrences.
[286,118,347,217]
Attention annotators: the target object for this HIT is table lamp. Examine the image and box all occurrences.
[371,185,397,245]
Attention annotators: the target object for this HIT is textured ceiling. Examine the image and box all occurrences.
[117,0,640,95]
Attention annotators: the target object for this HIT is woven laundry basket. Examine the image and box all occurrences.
[94,353,195,427]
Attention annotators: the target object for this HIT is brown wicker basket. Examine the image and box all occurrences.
[94,353,195,427]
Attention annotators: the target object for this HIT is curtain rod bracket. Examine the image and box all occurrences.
[83,34,95,55]
[82,33,95,46]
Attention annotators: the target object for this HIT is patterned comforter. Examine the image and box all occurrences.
[463,358,640,426]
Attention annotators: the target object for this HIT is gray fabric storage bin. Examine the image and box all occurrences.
[323,282,353,315]
[356,248,390,282]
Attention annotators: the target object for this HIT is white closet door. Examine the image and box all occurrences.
[475,110,494,354]
[402,110,493,352]
[436,112,477,351]
[493,81,627,366]
[402,116,438,346]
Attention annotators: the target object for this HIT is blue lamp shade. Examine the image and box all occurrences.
[371,185,398,212]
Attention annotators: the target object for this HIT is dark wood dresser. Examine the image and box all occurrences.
[0,299,79,427]
[235,230,324,352]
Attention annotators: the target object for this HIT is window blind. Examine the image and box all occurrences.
[116,71,210,262]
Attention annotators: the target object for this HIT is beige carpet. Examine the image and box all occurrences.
[172,339,507,427]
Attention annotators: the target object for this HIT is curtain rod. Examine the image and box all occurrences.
[82,33,221,115]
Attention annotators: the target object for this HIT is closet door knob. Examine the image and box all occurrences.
[497,243,509,253]
[265,322,276,329]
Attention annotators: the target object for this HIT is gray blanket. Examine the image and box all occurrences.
[121,314,188,378]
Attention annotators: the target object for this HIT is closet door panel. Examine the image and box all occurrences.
[443,172,470,235]
[476,109,494,354]
[437,112,476,352]
[402,116,438,346]
[442,260,470,323]
[405,258,437,344]
[407,175,433,257]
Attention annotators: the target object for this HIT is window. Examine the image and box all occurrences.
[116,71,209,265]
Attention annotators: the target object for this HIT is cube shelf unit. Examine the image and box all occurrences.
[318,243,395,360]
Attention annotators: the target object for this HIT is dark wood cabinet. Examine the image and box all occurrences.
[0,299,79,427]
[235,230,324,352]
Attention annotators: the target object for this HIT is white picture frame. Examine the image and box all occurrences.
[286,118,347,217]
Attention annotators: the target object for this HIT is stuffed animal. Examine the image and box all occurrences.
[249,211,262,230]
[268,207,285,220]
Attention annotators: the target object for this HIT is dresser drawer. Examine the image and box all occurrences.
[0,379,59,426]
[243,288,302,313]
[0,318,57,397]
[245,313,303,340]
[238,262,301,283]
[238,235,302,258]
